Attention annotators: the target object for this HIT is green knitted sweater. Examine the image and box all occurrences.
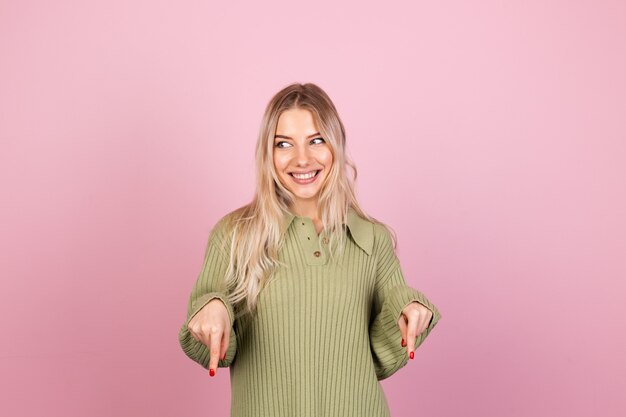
[178,207,442,417]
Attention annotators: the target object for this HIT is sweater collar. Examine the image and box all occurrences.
[282,207,374,256]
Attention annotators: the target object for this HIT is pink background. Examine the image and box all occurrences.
[1,1,624,416]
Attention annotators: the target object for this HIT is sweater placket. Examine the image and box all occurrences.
[294,217,329,266]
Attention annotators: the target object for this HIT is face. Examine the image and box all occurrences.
[273,108,333,210]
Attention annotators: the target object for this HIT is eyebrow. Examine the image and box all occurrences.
[274,132,321,140]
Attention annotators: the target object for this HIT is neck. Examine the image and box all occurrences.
[290,200,320,220]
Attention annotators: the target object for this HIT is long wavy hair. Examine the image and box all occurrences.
[216,82,397,320]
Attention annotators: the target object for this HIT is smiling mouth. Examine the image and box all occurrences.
[290,170,319,178]
[289,170,321,183]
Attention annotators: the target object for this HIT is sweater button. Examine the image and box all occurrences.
[313,251,321,257]
[322,237,328,244]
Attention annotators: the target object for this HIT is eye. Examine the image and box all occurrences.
[275,141,291,148]
[311,137,325,144]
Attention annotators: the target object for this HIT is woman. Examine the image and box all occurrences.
[178,82,442,417]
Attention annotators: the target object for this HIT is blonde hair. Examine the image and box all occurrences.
[216,82,397,319]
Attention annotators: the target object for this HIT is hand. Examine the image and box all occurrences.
[397,301,433,360]
[187,298,231,377]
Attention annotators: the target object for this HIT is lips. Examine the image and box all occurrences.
[290,170,319,178]
[289,170,321,184]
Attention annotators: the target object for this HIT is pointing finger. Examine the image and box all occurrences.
[208,325,222,377]
[406,309,420,360]
[397,313,408,348]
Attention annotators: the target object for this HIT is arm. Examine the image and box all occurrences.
[369,225,442,381]
[178,219,238,369]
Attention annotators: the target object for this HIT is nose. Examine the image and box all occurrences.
[295,143,312,166]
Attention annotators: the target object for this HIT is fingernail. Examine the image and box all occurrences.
[401,338,405,347]
[209,368,215,376]
[410,351,414,360]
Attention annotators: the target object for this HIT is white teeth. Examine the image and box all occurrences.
[292,170,318,179]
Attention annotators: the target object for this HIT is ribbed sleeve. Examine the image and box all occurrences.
[369,224,442,380]
[178,219,238,369]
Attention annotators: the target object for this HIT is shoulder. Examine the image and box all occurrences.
[371,221,397,256]
[211,210,237,235]
[206,207,246,256]
[368,219,401,276]
[210,205,248,236]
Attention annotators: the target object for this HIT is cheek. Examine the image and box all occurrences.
[320,149,333,166]
[273,153,287,172]
[272,153,281,169]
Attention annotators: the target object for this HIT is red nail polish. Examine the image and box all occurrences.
[209,368,215,376]
[410,351,414,360]
[401,338,405,347]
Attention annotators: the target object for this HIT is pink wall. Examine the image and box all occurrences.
[1,1,624,416]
